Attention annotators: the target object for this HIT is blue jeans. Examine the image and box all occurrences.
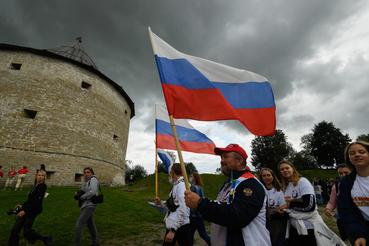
[189,216,211,246]
[74,207,99,246]
[316,194,324,205]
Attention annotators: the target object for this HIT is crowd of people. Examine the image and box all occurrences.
[156,141,369,246]
[2,140,369,246]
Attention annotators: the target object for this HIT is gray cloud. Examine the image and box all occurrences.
[1,0,368,172]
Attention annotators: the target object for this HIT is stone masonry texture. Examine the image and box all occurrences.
[0,48,133,187]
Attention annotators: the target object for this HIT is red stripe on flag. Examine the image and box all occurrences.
[162,84,275,136]
[156,134,216,155]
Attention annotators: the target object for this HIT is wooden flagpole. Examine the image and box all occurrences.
[155,147,158,197]
[155,105,158,197]
[169,115,190,190]
[149,27,190,190]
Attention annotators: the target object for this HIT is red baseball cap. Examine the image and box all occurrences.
[23,166,27,168]
[214,143,248,161]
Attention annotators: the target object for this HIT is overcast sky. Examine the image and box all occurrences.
[2,1,369,174]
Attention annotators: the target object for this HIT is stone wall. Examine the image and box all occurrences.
[0,49,132,187]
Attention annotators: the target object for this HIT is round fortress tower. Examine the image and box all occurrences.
[0,39,135,187]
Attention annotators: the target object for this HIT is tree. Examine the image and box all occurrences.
[125,160,148,181]
[215,166,222,174]
[251,129,296,175]
[185,162,198,175]
[292,150,319,170]
[310,121,351,168]
[356,134,369,142]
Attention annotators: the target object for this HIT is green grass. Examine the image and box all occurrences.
[0,171,346,246]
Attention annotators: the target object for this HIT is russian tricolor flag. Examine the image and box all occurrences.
[150,30,276,136]
[156,105,216,155]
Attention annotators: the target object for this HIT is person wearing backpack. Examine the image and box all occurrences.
[73,167,100,246]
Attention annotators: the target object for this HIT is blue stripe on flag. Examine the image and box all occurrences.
[156,119,214,143]
[155,56,275,109]
[157,149,173,176]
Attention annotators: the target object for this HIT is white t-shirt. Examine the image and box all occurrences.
[166,177,190,228]
[284,177,317,229]
[351,174,369,221]
[267,187,287,212]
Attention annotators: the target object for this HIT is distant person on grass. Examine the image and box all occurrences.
[338,141,369,246]
[8,170,52,246]
[3,166,17,190]
[154,163,190,246]
[73,167,100,246]
[15,166,29,191]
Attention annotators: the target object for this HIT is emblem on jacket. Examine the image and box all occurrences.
[243,188,253,196]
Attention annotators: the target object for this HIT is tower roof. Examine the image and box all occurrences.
[46,38,100,71]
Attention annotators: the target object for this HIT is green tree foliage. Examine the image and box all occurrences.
[292,150,319,170]
[251,129,295,175]
[356,134,369,142]
[310,121,351,168]
[125,160,148,181]
[185,162,198,175]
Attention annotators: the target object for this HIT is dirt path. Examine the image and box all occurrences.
[103,223,211,246]
[103,206,351,246]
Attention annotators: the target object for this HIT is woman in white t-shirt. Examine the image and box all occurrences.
[260,168,287,246]
[338,141,369,246]
[277,161,318,246]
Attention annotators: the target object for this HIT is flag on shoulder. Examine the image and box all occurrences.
[156,105,216,155]
[150,30,276,136]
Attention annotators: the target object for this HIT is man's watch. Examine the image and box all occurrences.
[198,197,203,206]
[170,228,176,233]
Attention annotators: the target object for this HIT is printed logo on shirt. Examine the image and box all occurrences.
[292,190,298,198]
[269,206,279,211]
[352,197,369,202]
[352,197,369,206]
[269,199,275,206]
[284,198,302,203]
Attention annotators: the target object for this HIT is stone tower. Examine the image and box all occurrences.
[0,39,135,187]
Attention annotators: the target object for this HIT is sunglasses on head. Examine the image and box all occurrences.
[84,167,93,173]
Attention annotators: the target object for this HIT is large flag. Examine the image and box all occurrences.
[157,148,174,176]
[150,30,276,136]
[156,105,216,155]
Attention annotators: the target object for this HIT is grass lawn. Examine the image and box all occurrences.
[0,172,349,246]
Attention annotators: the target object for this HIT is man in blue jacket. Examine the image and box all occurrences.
[185,143,271,246]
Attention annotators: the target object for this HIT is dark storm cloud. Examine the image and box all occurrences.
[2,0,368,171]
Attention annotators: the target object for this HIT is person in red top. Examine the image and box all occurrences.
[15,166,29,191]
[2,166,17,190]
[0,165,3,178]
